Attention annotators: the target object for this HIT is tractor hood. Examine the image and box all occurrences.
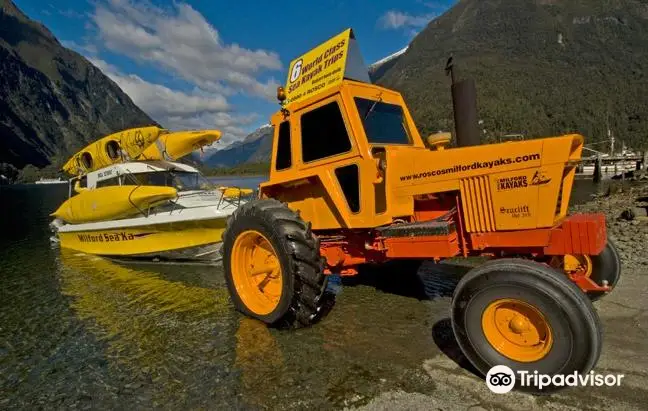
[386,134,584,230]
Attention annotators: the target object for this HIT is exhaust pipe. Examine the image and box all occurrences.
[446,57,480,147]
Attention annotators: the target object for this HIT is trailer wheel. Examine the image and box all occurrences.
[550,239,621,301]
[451,259,602,393]
[221,199,328,328]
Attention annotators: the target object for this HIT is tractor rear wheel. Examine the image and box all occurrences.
[588,240,622,300]
[451,259,602,393]
[222,199,328,328]
[550,239,621,301]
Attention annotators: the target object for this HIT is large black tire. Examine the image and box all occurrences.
[587,239,622,301]
[221,199,328,328]
[451,258,602,393]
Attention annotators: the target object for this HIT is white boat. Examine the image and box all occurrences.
[35,177,67,184]
[50,160,254,261]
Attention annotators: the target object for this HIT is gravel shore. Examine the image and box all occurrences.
[571,182,648,269]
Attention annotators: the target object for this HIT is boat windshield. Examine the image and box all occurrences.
[124,170,212,191]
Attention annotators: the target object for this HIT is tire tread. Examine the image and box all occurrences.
[221,199,328,328]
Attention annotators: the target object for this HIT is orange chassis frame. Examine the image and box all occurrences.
[319,208,609,294]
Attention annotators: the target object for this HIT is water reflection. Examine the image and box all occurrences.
[56,250,239,408]
[234,318,287,408]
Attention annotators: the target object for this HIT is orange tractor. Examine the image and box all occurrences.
[220,29,620,391]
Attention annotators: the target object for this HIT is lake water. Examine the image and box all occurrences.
[0,177,607,409]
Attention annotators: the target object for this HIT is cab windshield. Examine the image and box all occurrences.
[355,97,412,145]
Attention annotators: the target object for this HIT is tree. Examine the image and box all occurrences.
[0,163,19,184]
[16,164,41,183]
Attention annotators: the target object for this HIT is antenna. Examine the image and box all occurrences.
[606,100,614,156]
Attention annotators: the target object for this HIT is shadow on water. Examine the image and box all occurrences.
[345,260,468,300]
[342,259,483,377]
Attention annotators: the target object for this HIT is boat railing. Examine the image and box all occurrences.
[67,174,85,198]
[127,186,150,218]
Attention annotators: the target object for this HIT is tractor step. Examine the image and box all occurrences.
[377,220,455,238]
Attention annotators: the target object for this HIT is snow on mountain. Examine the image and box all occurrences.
[368,46,409,81]
[369,46,409,70]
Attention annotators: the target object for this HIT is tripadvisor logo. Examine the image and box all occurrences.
[485,365,625,393]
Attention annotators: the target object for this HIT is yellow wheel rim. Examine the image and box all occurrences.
[482,298,553,363]
[550,254,593,277]
[562,254,593,277]
[231,230,283,316]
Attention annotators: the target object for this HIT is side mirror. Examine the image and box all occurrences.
[427,132,452,151]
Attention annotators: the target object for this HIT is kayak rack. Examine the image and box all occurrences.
[216,186,255,209]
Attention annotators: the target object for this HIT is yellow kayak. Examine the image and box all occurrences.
[137,129,221,161]
[51,185,177,224]
[62,126,167,175]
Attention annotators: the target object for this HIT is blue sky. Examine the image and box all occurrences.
[15,0,455,146]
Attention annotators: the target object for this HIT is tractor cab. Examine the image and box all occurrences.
[259,29,431,229]
[262,79,429,230]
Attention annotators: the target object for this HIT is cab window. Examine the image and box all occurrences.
[275,122,292,170]
[355,97,412,145]
[301,101,352,162]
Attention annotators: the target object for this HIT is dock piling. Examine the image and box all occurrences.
[593,156,602,183]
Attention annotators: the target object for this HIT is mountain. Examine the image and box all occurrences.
[204,125,273,167]
[0,0,155,169]
[373,0,648,150]
[368,46,408,81]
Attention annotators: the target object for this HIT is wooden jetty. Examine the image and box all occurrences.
[577,153,647,182]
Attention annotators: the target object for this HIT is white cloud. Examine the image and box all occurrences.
[90,0,282,99]
[60,1,285,146]
[89,58,256,144]
[379,10,436,31]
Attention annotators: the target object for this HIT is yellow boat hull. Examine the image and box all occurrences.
[57,219,226,256]
[51,186,178,224]
[137,130,221,161]
[62,126,167,175]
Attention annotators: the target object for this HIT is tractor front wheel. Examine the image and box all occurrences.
[222,199,329,328]
[451,259,602,393]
